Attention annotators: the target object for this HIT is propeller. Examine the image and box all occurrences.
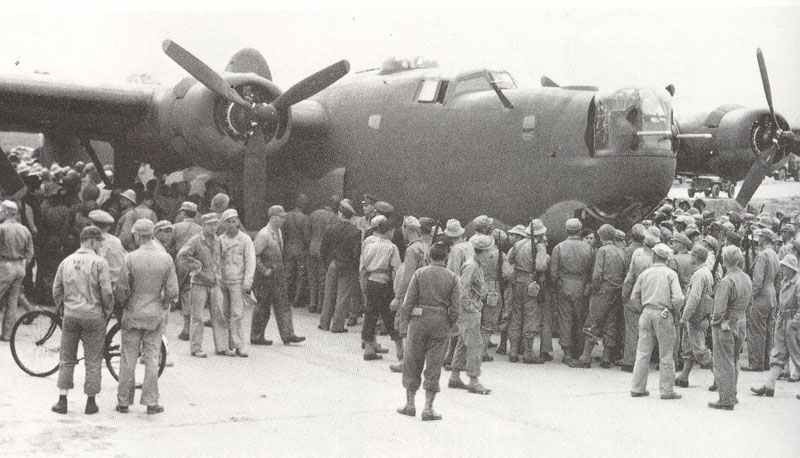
[162,39,350,138]
[735,48,787,207]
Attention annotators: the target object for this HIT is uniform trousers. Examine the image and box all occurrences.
[584,287,621,348]
[451,311,483,378]
[539,291,554,354]
[556,289,588,358]
[117,324,163,407]
[712,322,743,406]
[622,303,640,366]
[681,318,712,364]
[188,284,224,353]
[220,283,245,351]
[631,307,677,396]
[321,266,359,332]
[362,280,399,342]
[285,251,306,308]
[508,280,542,350]
[768,314,800,381]
[403,308,449,393]
[252,271,295,342]
[307,254,326,312]
[57,315,105,395]
[0,259,26,339]
[747,301,771,369]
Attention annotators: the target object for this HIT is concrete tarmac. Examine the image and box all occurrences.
[1,306,798,458]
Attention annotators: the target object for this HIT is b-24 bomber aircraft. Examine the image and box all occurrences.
[0,40,795,241]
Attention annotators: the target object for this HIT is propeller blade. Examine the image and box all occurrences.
[271,60,350,111]
[735,157,771,207]
[756,48,778,127]
[81,138,112,188]
[162,39,250,108]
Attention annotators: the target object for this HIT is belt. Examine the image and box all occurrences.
[644,304,670,311]
[0,258,25,263]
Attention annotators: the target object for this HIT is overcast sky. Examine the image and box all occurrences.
[2,2,799,124]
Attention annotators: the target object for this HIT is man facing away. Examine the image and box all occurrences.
[0,200,34,340]
[51,226,112,415]
[115,219,178,415]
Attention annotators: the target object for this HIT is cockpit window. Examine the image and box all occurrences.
[489,71,516,90]
[452,76,490,97]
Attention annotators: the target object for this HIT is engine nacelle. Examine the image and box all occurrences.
[677,105,789,180]
[155,73,291,172]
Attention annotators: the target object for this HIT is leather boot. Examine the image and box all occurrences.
[522,337,543,364]
[178,315,190,341]
[600,346,613,368]
[496,332,508,355]
[363,341,382,361]
[571,340,593,368]
[508,337,520,363]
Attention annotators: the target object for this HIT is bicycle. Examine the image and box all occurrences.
[9,308,167,385]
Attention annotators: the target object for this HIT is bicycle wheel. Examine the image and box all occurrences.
[104,322,167,386]
[10,310,62,377]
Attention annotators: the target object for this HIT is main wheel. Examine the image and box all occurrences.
[10,310,62,377]
[104,322,167,387]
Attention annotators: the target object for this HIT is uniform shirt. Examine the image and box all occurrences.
[360,235,401,284]
[508,238,548,275]
[283,208,310,260]
[751,247,779,309]
[550,236,593,297]
[778,272,800,313]
[220,230,256,288]
[253,224,284,277]
[321,219,361,271]
[622,246,653,302]
[0,218,34,261]
[669,252,696,292]
[394,238,429,304]
[459,258,486,314]
[96,232,126,286]
[590,242,627,292]
[631,263,684,311]
[682,265,714,321]
[399,264,462,329]
[712,267,753,328]
[172,220,202,254]
[177,233,221,287]
[624,240,643,267]
[447,240,476,274]
[308,207,337,257]
[117,205,158,251]
[117,241,179,330]
[52,247,113,319]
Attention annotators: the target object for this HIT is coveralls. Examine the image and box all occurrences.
[220,230,256,352]
[252,224,295,342]
[621,246,654,366]
[711,267,752,406]
[283,207,310,308]
[177,233,225,353]
[550,235,593,360]
[747,247,779,370]
[307,206,337,312]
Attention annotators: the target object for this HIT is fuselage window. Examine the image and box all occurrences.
[417,80,441,103]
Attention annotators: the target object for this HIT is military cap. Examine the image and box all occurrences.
[508,224,530,238]
[1,200,18,212]
[370,214,389,228]
[179,201,198,213]
[374,201,395,214]
[403,215,421,229]
[88,209,114,225]
[132,218,154,235]
[338,200,355,216]
[647,226,662,239]
[120,189,137,204]
[154,220,174,233]
[267,205,287,218]
[469,233,494,251]
[614,229,626,241]
[685,226,701,239]
[361,194,377,205]
[757,228,777,243]
[701,235,720,252]
[200,213,220,225]
[220,208,239,221]
[444,219,465,238]
[209,193,230,213]
[690,244,709,263]
[472,215,494,233]
[530,219,547,236]
[671,232,693,249]
[659,204,674,214]
[726,231,743,245]
[643,233,660,248]
[630,223,645,239]
[418,217,436,233]
[80,225,104,242]
[597,224,616,242]
[722,222,736,232]
[781,224,797,234]
[565,218,582,234]
[652,243,673,259]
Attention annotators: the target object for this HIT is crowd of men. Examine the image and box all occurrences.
[1,151,799,420]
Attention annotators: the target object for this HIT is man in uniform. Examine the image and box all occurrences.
[442,219,473,367]
[115,219,178,415]
[308,196,339,313]
[471,231,512,362]
[709,246,752,410]
[549,218,592,365]
[629,243,684,400]
[116,190,157,251]
[219,209,256,357]
[252,205,305,345]
[359,217,402,360]
[172,202,202,340]
[284,194,311,309]
[448,234,491,394]
[177,213,226,356]
[153,220,175,255]
[50,226,111,415]
[675,244,714,387]
[319,201,361,333]
[0,200,35,340]
[506,219,549,364]
[743,228,779,371]
[620,233,658,372]
[396,242,461,421]
[573,224,626,368]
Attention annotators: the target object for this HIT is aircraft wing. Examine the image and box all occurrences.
[0,74,154,140]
